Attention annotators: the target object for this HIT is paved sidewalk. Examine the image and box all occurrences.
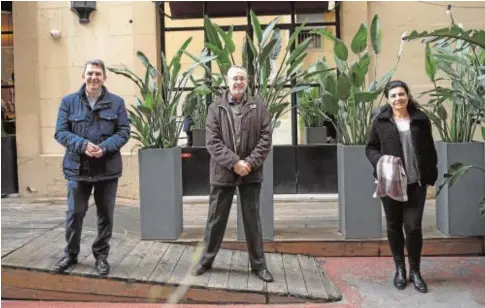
[3,256,484,308]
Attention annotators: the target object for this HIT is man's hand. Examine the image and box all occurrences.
[91,147,104,158]
[85,142,100,157]
[233,160,251,176]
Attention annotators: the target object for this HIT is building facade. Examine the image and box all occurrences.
[10,1,485,198]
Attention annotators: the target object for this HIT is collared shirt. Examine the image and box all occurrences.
[85,89,102,109]
[228,92,247,152]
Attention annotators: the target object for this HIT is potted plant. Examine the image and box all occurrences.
[298,59,338,144]
[181,90,209,147]
[312,15,403,239]
[405,19,485,236]
[108,39,215,240]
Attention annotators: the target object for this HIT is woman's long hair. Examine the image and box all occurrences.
[383,80,420,110]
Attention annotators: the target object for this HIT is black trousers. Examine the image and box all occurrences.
[199,183,266,271]
[381,183,427,271]
[65,179,118,260]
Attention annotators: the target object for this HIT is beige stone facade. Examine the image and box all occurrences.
[12,1,484,198]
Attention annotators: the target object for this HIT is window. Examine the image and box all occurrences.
[298,29,321,49]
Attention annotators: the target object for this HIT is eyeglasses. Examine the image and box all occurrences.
[231,76,247,82]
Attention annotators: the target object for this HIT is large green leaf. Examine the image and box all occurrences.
[334,39,349,61]
[261,17,280,46]
[355,91,378,103]
[404,26,485,50]
[370,15,382,54]
[351,24,368,55]
[359,52,371,76]
[250,10,263,44]
[337,73,351,100]
[349,62,365,88]
[425,43,437,82]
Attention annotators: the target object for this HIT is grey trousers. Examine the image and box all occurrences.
[65,179,118,260]
[199,183,266,271]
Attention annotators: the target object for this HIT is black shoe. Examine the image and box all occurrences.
[53,256,78,273]
[95,258,110,276]
[393,266,407,290]
[252,268,274,282]
[410,271,428,293]
[192,263,211,276]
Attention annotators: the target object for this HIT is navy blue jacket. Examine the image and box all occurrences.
[54,85,130,181]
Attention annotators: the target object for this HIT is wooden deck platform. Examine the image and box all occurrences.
[1,198,342,304]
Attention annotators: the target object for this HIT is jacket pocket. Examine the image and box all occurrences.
[99,110,118,135]
[68,115,85,136]
[63,152,81,178]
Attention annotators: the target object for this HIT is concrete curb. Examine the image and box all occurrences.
[182,193,339,204]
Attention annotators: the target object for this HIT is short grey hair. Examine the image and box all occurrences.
[227,65,247,79]
[83,59,106,76]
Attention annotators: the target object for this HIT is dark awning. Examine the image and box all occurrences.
[168,1,331,19]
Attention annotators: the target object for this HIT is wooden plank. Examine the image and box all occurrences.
[227,250,249,291]
[282,254,307,298]
[2,229,65,267]
[266,253,288,295]
[207,249,232,289]
[297,254,329,299]
[67,234,122,274]
[316,261,342,301]
[129,242,170,282]
[167,245,196,284]
[149,244,185,283]
[109,240,155,279]
[71,236,128,276]
[247,264,266,293]
[33,232,96,271]
[189,245,212,288]
[2,267,270,304]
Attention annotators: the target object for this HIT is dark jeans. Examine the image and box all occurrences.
[199,183,266,271]
[65,179,118,260]
[381,183,427,272]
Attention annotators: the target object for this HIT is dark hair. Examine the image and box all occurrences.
[384,80,419,109]
[83,59,106,76]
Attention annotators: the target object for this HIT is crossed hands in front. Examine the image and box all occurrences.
[233,160,251,176]
[85,142,104,158]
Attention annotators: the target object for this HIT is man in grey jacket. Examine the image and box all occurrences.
[192,65,274,282]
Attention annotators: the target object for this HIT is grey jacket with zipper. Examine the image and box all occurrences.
[205,90,272,186]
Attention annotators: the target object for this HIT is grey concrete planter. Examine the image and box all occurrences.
[436,141,485,236]
[305,126,327,144]
[237,146,274,241]
[192,128,206,147]
[337,144,381,239]
[138,147,183,240]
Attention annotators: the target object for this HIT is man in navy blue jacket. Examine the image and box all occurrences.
[53,59,130,275]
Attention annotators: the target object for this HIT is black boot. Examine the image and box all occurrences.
[409,257,427,293]
[409,271,427,293]
[393,257,407,290]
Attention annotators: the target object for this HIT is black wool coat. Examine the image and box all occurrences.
[365,105,438,186]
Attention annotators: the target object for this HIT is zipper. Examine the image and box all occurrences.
[219,105,238,155]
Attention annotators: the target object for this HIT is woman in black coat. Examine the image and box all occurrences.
[365,80,438,293]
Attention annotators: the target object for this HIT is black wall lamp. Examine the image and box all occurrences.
[71,1,96,24]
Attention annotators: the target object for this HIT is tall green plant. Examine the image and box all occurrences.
[298,58,338,127]
[107,39,216,149]
[190,11,326,129]
[311,15,402,145]
[182,91,209,130]
[405,17,485,217]
[420,42,484,142]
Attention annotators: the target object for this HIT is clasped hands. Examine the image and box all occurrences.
[233,160,251,176]
[85,142,104,158]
